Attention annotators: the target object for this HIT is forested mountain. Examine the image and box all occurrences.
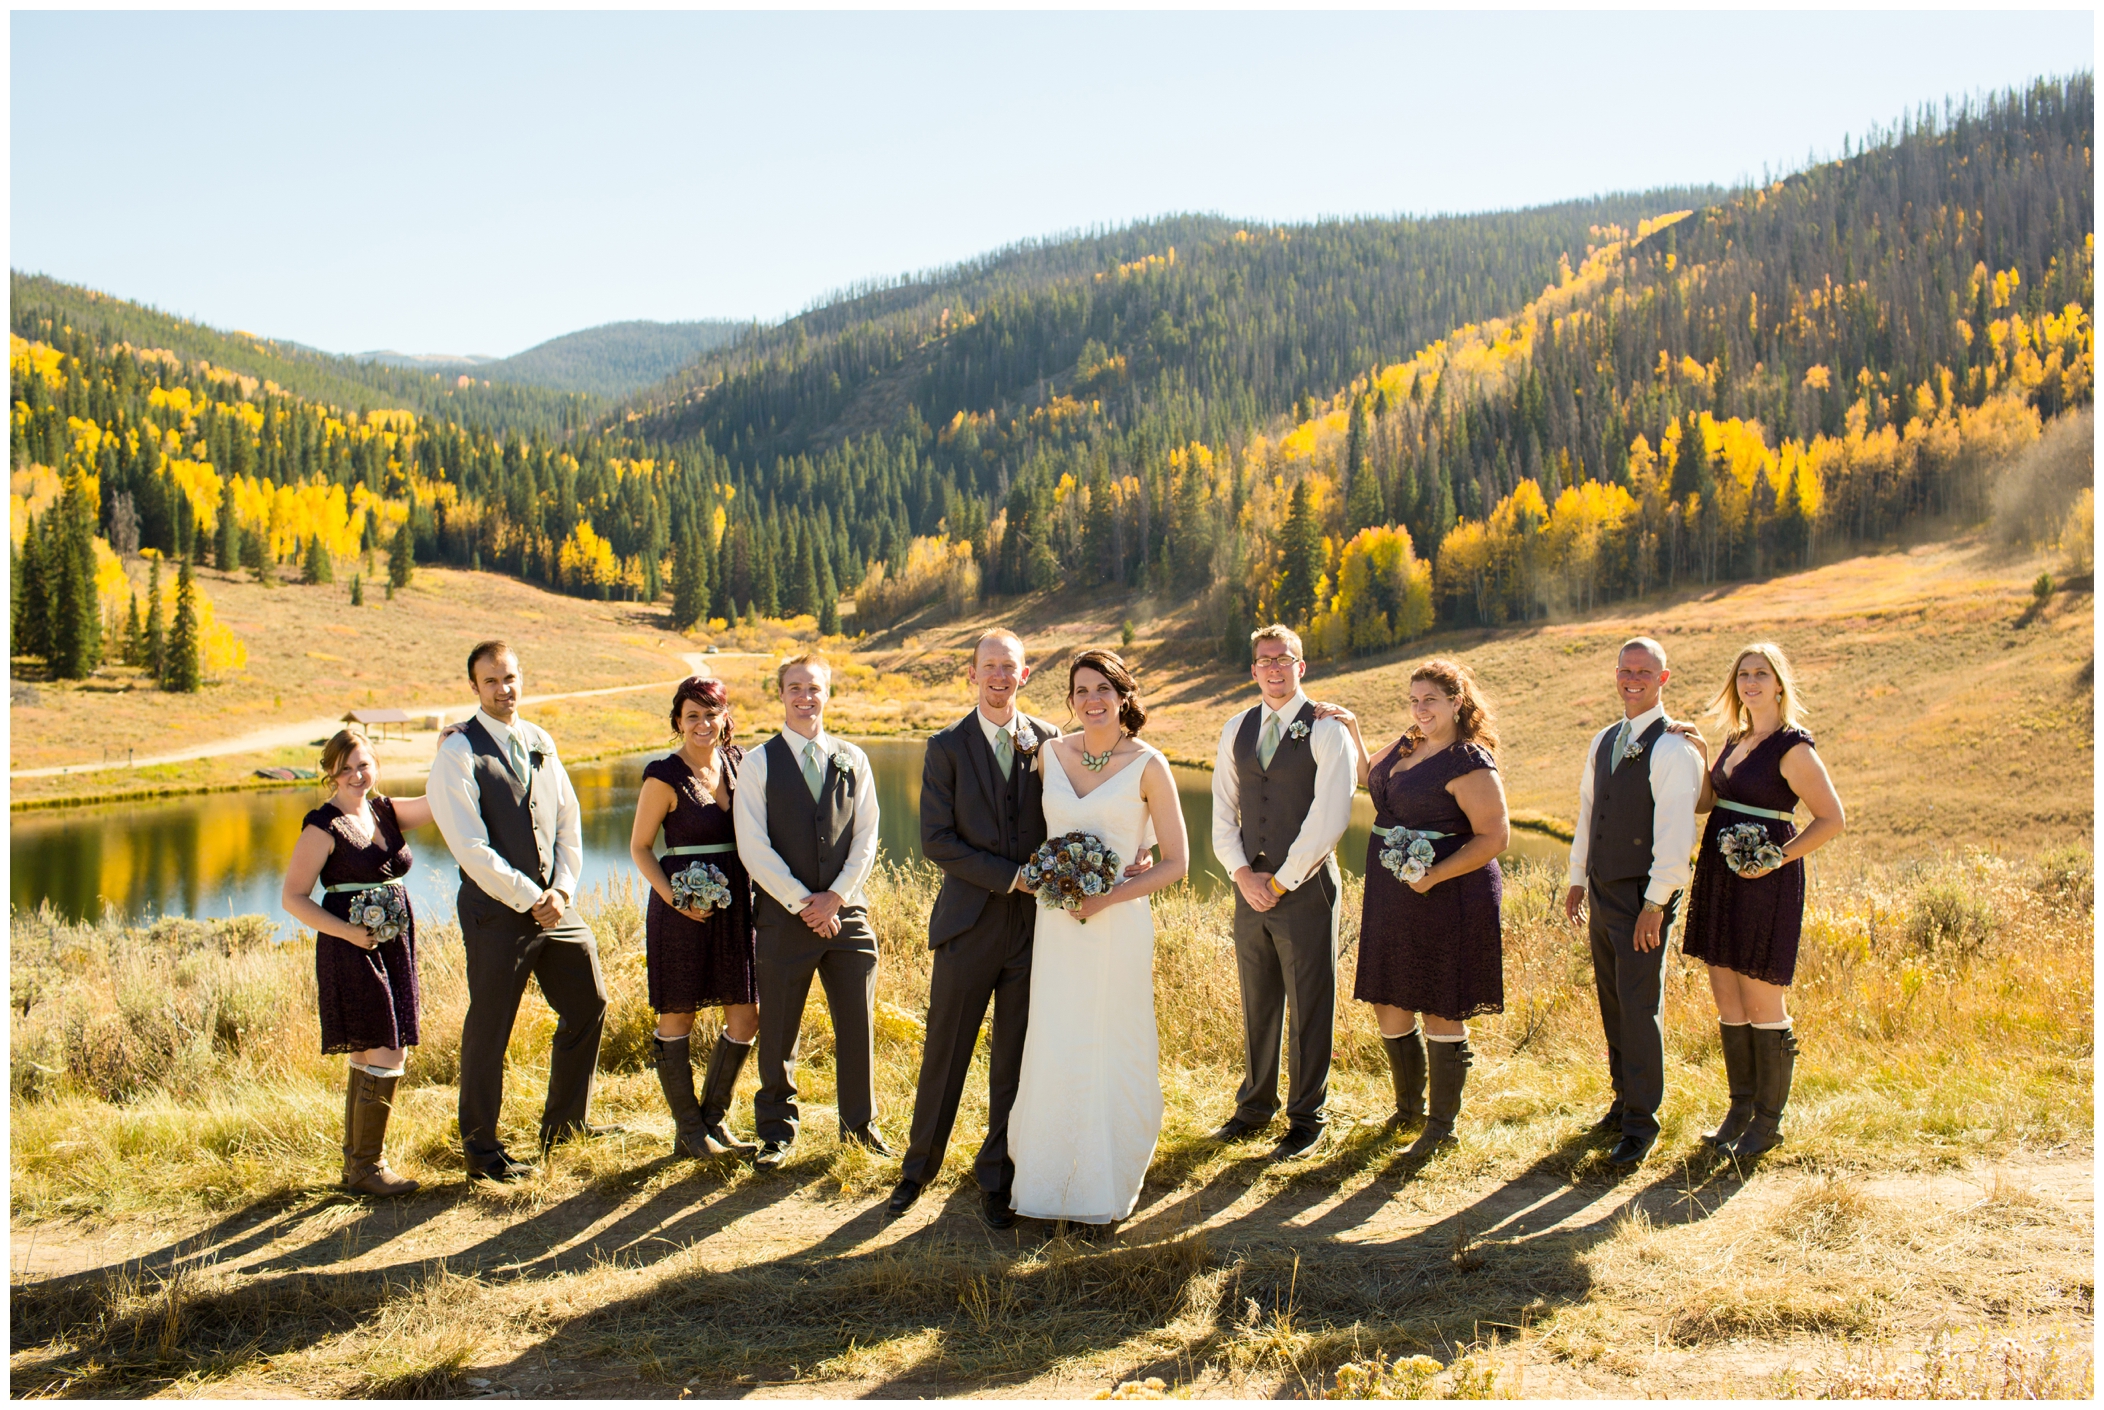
[10,77,2091,690]
[360,319,748,398]
[9,273,603,436]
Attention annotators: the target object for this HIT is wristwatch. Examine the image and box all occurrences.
[1640,899,1665,916]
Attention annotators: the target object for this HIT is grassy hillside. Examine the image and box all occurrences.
[862,532,2093,861]
[10,272,603,435]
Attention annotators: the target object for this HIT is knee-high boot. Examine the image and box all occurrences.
[343,1067,419,1196]
[1703,1023,1757,1146]
[1729,1026,1798,1160]
[696,1035,758,1158]
[1381,1028,1427,1129]
[1405,1038,1472,1157]
[654,1034,715,1158]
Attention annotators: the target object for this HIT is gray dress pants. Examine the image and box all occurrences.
[457,910,607,1166]
[1586,878,1678,1141]
[753,906,879,1145]
[1230,864,1340,1131]
[899,892,1034,1193]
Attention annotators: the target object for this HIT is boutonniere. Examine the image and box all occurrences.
[529,749,547,769]
[829,747,855,775]
[1012,723,1041,756]
[1620,736,1647,763]
[1287,720,1311,742]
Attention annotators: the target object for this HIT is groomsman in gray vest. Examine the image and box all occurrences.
[731,653,890,1169]
[1209,624,1358,1160]
[1563,636,1703,1166]
[888,629,1061,1227]
[427,641,609,1182]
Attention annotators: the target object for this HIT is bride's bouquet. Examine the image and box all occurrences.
[1718,823,1787,878]
[669,861,735,917]
[352,883,411,943]
[1023,831,1122,923]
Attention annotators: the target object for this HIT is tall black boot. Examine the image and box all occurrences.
[1404,1038,1472,1157]
[1729,1026,1798,1161]
[1703,1023,1757,1147]
[697,1035,758,1157]
[1381,1028,1427,1129]
[653,1034,715,1159]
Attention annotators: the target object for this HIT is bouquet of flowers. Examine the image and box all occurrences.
[1718,823,1787,878]
[1023,831,1122,923]
[669,861,735,917]
[353,883,411,943]
[1378,830,1439,886]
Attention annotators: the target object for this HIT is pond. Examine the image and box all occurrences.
[12,738,1570,927]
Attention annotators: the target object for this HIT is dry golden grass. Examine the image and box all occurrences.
[9,848,2092,1397]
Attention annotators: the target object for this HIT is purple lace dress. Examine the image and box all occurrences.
[306,796,421,1053]
[1683,727,1813,986]
[1352,739,1505,1021]
[644,749,757,1012]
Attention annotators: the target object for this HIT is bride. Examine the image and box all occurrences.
[1005,649,1188,1234]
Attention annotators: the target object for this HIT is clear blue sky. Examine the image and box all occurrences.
[11,11,2092,357]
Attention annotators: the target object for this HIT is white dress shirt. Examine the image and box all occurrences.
[1210,689,1356,891]
[425,708,583,912]
[732,725,881,913]
[1567,701,1705,905]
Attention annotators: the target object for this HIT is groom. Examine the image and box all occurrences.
[1563,636,1703,1166]
[1209,624,1358,1160]
[889,630,1060,1228]
[732,653,890,1169]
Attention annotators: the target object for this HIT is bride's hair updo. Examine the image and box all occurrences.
[1067,649,1148,736]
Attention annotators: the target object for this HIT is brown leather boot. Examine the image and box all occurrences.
[343,1067,419,1196]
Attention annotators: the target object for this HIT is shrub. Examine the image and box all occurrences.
[1905,881,1997,953]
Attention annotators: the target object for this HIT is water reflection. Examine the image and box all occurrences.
[12,738,1569,926]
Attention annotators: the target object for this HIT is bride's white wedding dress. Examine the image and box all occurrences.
[1007,741,1166,1224]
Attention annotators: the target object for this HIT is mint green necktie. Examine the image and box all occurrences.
[1258,713,1282,768]
[994,726,1014,781]
[507,732,529,781]
[801,739,825,801]
[1610,720,1632,773]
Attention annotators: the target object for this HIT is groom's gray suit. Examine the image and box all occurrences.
[900,708,1061,1196]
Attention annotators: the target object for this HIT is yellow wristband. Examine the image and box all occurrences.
[1268,877,1287,895]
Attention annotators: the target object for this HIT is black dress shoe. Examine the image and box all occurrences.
[885,1179,922,1217]
[468,1152,536,1183]
[1270,1125,1324,1161]
[753,1140,792,1169]
[1589,1109,1624,1135]
[980,1189,1017,1231]
[1606,1133,1655,1166]
[844,1124,896,1158]
[1211,1115,1269,1143]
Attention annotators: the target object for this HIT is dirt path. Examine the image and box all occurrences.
[8,679,690,781]
[12,1150,2090,1398]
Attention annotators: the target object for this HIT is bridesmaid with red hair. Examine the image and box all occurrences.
[629,677,760,1159]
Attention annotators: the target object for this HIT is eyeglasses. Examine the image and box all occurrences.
[1254,655,1301,668]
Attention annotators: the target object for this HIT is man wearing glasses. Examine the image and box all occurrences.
[1207,624,1359,1160]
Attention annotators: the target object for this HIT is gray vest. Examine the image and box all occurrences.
[1234,700,1323,875]
[757,732,862,927]
[458,716,558,910]
[1586,716,1670,888]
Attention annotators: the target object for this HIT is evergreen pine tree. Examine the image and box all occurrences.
[387,521,414,589]
[165,554,201,692]
[791,529,820,619]
[48,470,102,679]
[669,533,705,630]
[302,533,334,585]
[123,591,143,666]
[216,479,240,572]
[14,513,50,662]
[350,573,364,607]
[1276,479,1324,627]
[1219,589,1251,663]
[1343,398,1383,535]
[756,532,779,617]
[145,558,166,682]
[816,542,839,636]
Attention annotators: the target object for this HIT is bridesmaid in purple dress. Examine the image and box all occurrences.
[281,730,435,1196]
[628,677,760,1160]
[1682,644,1845,1160]
[1321,660,1510,1158]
